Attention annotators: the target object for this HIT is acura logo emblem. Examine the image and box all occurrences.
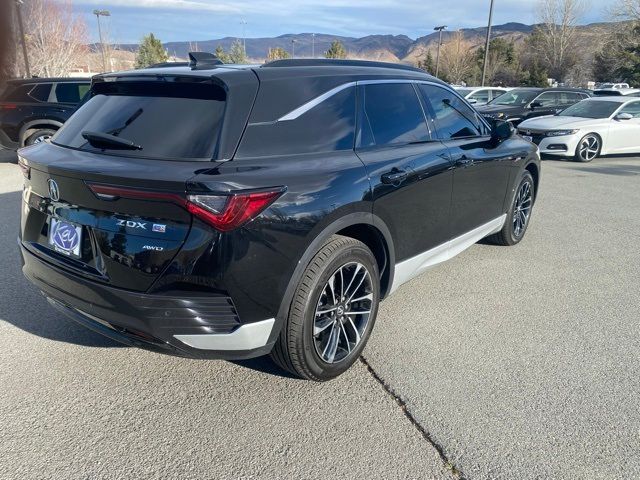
[48,179,60,201]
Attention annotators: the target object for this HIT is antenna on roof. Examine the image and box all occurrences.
[188,52,223,69]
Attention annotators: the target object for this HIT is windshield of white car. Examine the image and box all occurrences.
[456,89,473,97]
[558,101,621,119]
[490,90,538,106]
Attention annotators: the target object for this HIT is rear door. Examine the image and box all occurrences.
[609,101,640,153]
[355,82,453,263]
[20,77,235,292]
[417,83,513,238]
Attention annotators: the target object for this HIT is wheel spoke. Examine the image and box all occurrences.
[348,293,373,303]
[327,273,337,305]
[339,266,345,299]
[342,264,361,300]
[314,317,335,336]
[322,323,339,362]
[345,310,371,315]
[347,317,361,344]
[339,323,351,353]
[346,271,368,303]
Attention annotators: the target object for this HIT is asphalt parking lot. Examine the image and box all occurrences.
[1,156,639,479]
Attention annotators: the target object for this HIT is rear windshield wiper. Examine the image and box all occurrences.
[81,131,142,150]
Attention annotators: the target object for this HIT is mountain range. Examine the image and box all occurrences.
[109,21,617,64]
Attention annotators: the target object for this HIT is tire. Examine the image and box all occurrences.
[487,171,535,246]
[574,133,601,163]
[271,235,380,381]
[24,128,56,146]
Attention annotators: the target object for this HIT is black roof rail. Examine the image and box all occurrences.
[147,61,189,69]
[262,58,426,74]
[188,52,224,69]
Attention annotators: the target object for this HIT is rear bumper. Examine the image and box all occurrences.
[20,243,276,360]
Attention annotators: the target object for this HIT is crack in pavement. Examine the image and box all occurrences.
[359,356,466,480]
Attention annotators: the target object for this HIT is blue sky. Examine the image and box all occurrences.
[74,0,605,44]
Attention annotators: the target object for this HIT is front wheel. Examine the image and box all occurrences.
[488,171,535,246]
[574,134,600,162]
[271,235,380,381]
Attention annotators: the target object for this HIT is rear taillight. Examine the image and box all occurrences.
[186,191,283,232]
[0,103,17,110]
[87,183,284,232]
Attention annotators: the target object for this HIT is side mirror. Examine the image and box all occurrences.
[468,98,478,105]
[615,112,633,121]
[530,101,542,109]
[490,119,513,143]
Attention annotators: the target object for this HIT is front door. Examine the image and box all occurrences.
[416,83,514,238]
[354,82,454,263]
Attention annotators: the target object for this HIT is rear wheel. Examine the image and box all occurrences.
[574,134,600,162]
[271,235,380,381]
[24,128,56,146]
[487,171,535,246]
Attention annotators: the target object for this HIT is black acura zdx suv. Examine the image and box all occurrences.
[18,57,541,381]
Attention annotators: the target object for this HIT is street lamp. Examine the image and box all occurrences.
[433,25,446,78]
[93,9,110,73]
[481,0,495,86]
[312,33,316,58]
[15,0,31,77]
[240,19,247,56]
[291,39,297,58]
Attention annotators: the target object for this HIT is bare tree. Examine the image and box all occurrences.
[19,0,88,78]
[531,0,586,81]
[609,0,640,20]
[0,1,15,82]
[440,31,476,84]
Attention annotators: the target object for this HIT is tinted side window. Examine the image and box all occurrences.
[469,90,490,103]
[358,83,429,148]
[619,101,640,118]
[236,86,356,157]
[54,82,89,104]
[534,92,558,107]
[418,84,484,140]
[28,84,52,102]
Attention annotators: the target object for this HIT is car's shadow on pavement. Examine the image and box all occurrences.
[0,190,122,348]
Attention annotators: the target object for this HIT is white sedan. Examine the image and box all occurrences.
[517,97,640,162]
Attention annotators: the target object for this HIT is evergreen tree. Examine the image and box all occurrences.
[135,33,168,69]
[417,51,435,74]
[214,45,231,63]
[325,40,347,59]
[228,39,247,64]
[521,60,549,87]
[267,47,290,60]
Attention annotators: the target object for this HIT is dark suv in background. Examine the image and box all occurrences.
[18,57,540,381]
[0,77,90,150]
[478,87,592,126]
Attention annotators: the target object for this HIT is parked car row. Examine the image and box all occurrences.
[0,77,90,150]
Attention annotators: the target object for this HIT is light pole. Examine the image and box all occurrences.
[240,19,247,56]
[481,0,495,86]
[312,33,315,58]
[434,25,446,78]
[291,39,297,58]
[15,0,31,77]
[93,9,110,73]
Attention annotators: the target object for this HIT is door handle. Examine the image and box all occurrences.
[381,169,408,185]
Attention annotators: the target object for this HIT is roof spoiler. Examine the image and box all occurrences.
[188,52,224,69]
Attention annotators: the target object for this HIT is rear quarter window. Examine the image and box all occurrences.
[52,79,227,161]
[236,86,356,158]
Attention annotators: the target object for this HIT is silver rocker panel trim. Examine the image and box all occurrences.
[390,215,506,294]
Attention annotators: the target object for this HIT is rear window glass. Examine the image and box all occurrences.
[53,80,226,161]
[4,84,33,102]
[54,82,90,103]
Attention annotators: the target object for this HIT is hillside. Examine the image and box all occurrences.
[107,21,621,65]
